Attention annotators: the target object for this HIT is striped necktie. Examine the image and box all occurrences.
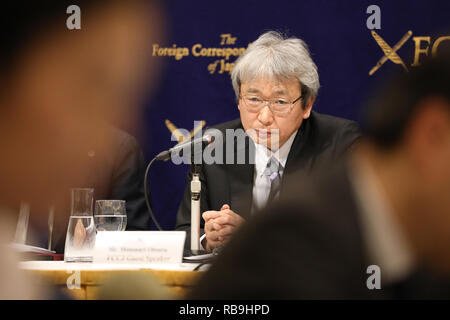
[263,156,283,204]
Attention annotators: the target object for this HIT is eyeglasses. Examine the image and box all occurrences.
[240,94,302,116]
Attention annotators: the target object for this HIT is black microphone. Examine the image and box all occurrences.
[145,134,214,231]
[155,134,214,161]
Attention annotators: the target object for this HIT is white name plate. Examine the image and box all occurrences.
[94,231,186,264]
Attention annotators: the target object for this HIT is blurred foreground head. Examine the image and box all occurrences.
[0,0,164,299]
[0,1,164,212]
[362,53,450,274]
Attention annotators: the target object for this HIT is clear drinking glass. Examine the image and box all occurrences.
[64,188,96,262]
[94,200,127,231]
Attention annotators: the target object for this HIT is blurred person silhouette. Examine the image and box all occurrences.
[190,53,450,299]
[0,0,164,254]
[0,0,163,298]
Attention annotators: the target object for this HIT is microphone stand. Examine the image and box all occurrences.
[144,156,163,231]
[190,162,202,255]
[144,135,212,251]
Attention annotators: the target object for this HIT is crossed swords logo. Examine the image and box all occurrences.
[165,119,206,145]
[369,30,413,76]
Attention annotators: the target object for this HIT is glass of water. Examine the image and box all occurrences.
[64,188,96,262]
[94,200,127,231]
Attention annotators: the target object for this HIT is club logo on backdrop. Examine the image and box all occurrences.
[369,30,412,75]
[368,30,450,76]
[165,119,206,144]
[366,5,449,76]
[152,34,249,75]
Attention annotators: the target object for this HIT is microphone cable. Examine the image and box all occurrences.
[144,156,163,230]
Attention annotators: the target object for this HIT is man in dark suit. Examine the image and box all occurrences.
[50,126,152,253]
[18,126,151,254]
[176,31,361,252]
[190,55,450,299]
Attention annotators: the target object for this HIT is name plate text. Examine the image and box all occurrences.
[94,231,186,264]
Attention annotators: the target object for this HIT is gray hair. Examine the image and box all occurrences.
[231,31,320,106]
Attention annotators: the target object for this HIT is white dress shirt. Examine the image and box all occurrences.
[348,155,416,285]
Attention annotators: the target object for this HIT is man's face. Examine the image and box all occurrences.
[238,75,313,150]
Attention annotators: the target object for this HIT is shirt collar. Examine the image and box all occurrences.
[254,130,298,177]
[348,155,416,285]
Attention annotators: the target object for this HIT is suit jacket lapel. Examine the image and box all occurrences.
[283,115,315,177]
[279,117,315,200]
[226,122,254,219]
